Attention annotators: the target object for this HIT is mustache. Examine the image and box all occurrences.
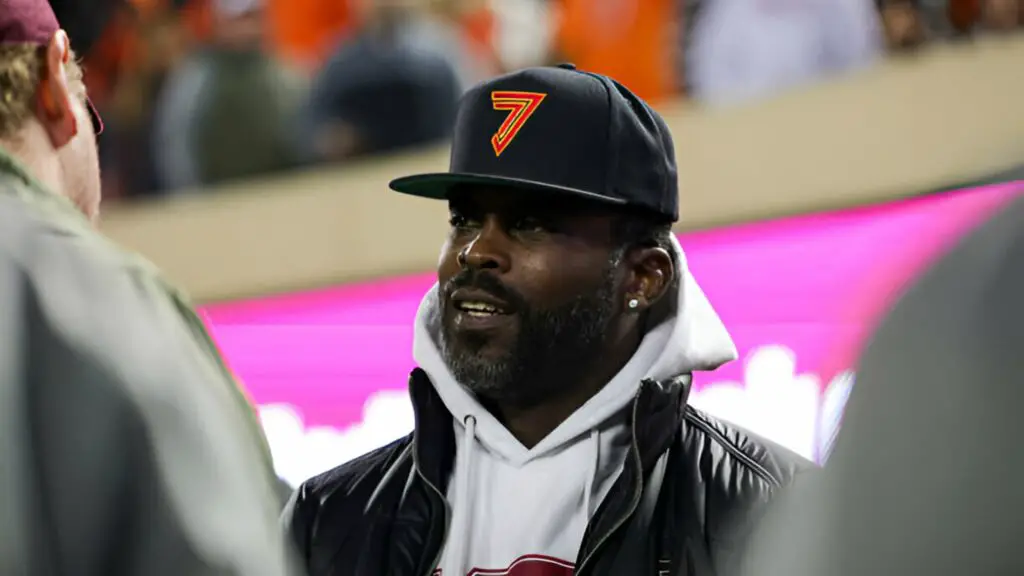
[442,270,526,311]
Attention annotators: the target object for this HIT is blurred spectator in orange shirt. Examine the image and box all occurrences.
[195,0,496,77]
[947,0,982,33]
[176,0,354,72]
[266,0,355,71]
[486,0,559,71]
[552,0,678,103]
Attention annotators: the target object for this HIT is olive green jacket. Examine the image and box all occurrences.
[0,149,294,575]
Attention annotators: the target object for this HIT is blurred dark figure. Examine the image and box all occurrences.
[47,0,122,56]
[102,5,192,198]
[152,0,303,191]
[879,0,928,50]
[734,188,1024,576]
[301,0,464,162]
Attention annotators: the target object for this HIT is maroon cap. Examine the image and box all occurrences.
[0,0,103,134]
[0,0,60,45]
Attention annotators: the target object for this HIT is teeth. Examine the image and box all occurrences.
[459,301,499,313]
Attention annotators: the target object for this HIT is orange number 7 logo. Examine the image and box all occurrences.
[490,91,546,157]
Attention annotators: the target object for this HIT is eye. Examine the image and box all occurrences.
[448,213,480,231]
[512,217,551,234]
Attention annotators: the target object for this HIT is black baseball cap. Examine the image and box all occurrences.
[388,63,679,222]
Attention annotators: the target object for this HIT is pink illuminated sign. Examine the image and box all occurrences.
[202,183,1021,484]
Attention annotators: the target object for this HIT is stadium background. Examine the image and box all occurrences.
[55,0,1024,485]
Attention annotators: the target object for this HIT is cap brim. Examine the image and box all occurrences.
[388,172,628,207]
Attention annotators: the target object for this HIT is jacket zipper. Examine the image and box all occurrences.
[574,386,647,576]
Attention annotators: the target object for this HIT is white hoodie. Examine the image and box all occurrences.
[412,236,737,576]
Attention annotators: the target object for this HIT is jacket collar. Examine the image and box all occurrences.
[633,374,692,470]
[0,147,82,215]
[409,368,456,489]
[406,368,692,485]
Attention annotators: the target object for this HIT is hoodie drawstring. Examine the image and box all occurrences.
[583,428,601,519]
[442,421,604,574]
[442,415,477,576]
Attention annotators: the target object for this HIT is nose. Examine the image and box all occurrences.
[459,218,511,273]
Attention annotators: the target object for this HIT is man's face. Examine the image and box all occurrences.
[216,9,267,51]
[436,186,626,408]
[881,3,923,49]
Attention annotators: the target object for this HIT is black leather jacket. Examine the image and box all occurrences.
[284,368,812,576]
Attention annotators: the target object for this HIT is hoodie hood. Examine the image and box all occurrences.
[412,234,737,463]
[412,235,737,576]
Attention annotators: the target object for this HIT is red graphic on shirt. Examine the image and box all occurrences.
[433,554,575,576]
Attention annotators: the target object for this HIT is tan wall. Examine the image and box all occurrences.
[100,37,1024,303]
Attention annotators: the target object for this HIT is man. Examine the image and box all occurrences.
[0,1,295,573]
[152,0,304,191]
[688,0,882,105]
[735,189,1024,576]
[285,64,811,576]
[299,0,469,162]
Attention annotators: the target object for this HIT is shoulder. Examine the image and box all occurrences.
[678,405,815,548]
[0,193,219,402]
[682,405,813,490]
[302,434,414,500]
[0,189,262,439]
[0,193,121,299]
[284,435,414,557]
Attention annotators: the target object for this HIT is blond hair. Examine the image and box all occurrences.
[0,43,84,139]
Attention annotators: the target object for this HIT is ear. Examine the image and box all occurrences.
[35,30,78,148]
[622,246,674,312]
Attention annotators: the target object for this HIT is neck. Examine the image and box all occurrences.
[495,326,642,449]
[1,126,63,198]
[0,124,95,222]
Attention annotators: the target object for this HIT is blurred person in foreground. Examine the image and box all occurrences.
[152,0,304,191]
[734,189,1024,576]
[300,0,476,163]
[0,1,296,573]
[285,64,812,576]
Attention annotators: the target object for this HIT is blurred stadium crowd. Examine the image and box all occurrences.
[51,0,1024,202]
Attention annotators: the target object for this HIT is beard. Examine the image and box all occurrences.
[436,259,620,410]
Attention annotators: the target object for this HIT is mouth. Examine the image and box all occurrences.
[449,289,516,330]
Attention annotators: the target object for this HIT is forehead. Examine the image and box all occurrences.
[447,185,618,220]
